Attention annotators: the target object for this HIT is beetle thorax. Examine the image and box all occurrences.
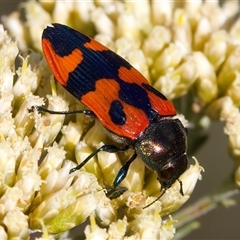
[135,118,188,189]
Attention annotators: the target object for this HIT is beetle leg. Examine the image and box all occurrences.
[29,105,95,116]
[106,186,128,199]
[106,152,137,199]
[113,152,137,187]
[69,144,130,174]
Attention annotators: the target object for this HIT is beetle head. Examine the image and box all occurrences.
[135,118,188,190]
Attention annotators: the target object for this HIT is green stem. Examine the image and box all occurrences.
[172,180,239,238]
[174,221,200,239]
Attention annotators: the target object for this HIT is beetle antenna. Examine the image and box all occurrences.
[143,189,166,209]
[177,178,184,196]
[143,178,184,209]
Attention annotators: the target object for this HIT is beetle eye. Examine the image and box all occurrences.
[159,166,174,181]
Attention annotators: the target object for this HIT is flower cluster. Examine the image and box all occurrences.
[0,0,239,239]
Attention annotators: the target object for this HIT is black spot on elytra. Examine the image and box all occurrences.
[142,83,167,100]
[109,100,126,125]
[118,82,158,122]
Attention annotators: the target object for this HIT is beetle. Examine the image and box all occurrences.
[41,23,188,202]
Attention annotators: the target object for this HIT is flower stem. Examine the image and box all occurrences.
[172,178,239,238]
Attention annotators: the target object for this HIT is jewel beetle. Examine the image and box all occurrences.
[41,23,188,200]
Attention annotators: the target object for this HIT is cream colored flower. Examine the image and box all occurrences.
[1,0,240,239]
[160,158,204,216]
[235,166,240,188]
